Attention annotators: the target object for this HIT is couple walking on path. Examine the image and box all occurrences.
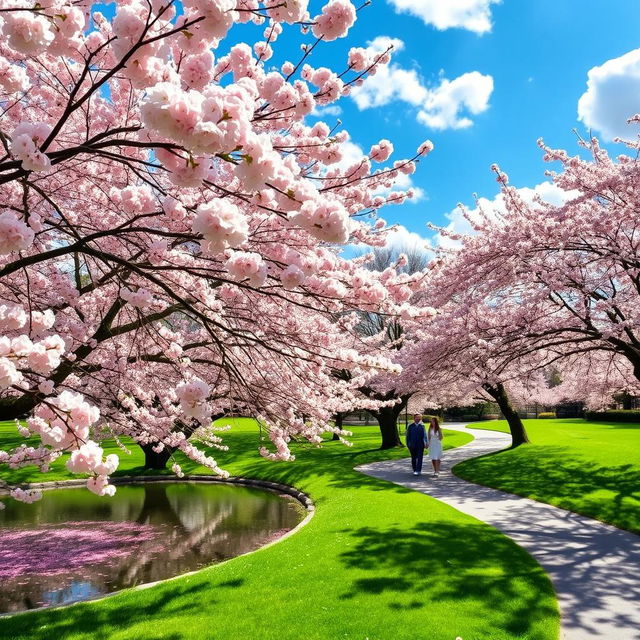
[405,414,443,477]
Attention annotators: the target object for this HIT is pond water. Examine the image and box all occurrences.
[0,481,305,614]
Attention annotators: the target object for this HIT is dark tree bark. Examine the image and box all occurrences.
[482,382,530,447]
[621,392,633,410]
[366,393,411,449]
[332,412,344,441]
[331,367,410,449]
[139,412,225,470]
[141,443,174,469]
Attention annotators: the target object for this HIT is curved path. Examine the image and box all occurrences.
[356,424,640,640]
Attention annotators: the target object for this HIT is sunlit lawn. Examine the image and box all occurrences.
[456,419,640,534]
[0,419,559,640]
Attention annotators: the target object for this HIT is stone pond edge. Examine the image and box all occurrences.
[0,474,315,618]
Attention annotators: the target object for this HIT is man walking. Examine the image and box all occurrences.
[405,413,427,476]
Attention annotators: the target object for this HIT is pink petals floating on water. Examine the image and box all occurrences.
[0,521,161,579]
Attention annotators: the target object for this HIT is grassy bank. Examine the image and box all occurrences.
[0,420,559,640]
[455,419,640,534]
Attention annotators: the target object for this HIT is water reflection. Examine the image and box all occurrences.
[0,482,304,613]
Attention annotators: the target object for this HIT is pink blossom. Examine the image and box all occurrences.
[369,139,394,163]
[66,440,104,474]
[418,140,434,155]
[234,134,280,192]
[121,287,154,309]
[30,390,99,449]
[111,185,156,215]
[2,12,55,54]
[312,0,356,41]
[193,200,249,253]
[27,344,60,374]
[10,134,36,158]
[0,358,22,389]
[9,487,42,503]
[0,304,27,331]
[176,377,211,422]
[254,41,273,61]
[265,0,309,23]
[348,47,370,71]
[0,211,35,255]
[38,380,55,395]
[291,199,352,243]
[87,475,116,497]
[182,51,215,90]
[226,251,267,287]
[21,151,51,173]
[0,60,30,93]
[280,265,306,289]
[30,309,55,335]
[10,335,33,356]
[171,462,185,477]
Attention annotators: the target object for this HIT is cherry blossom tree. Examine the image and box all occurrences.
[413,127,640,443]
[0,0,434,504]
[398,297,535,446]
[336,246,435,449]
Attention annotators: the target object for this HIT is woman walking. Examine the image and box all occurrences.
[428,417,444,477]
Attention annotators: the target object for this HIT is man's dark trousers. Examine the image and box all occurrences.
[409,447,424,473]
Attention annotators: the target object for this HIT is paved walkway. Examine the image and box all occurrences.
[356,424,640,640]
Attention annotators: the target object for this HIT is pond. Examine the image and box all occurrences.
[0,481,305,614]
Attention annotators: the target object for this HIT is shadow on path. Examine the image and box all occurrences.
[357,425,640,640]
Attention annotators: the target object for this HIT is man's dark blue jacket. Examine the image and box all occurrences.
[406,422,427,449]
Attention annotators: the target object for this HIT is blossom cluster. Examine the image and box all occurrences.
[10,122,52,172]
[67,440,119,496]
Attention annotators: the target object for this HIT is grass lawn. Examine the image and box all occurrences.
[455,419,640,534]
[0,419,559,640]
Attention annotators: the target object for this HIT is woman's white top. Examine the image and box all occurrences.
[428,428,443,459]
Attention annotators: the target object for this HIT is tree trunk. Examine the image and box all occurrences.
[367,394,411,449]
[483,382,530,447]
[332,412,344,441]
[140,443,174,470]
[377,408,403,449]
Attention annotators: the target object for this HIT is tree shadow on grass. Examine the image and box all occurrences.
[0,575,246,640]
[455,446,640,534]
[338,521,557,638]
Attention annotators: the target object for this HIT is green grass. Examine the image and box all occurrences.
[0,420,559,640]
[455,419,640,534]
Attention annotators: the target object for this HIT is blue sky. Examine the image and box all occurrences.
[295,0,640,245]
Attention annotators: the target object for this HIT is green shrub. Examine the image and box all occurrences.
[585,409,640,422]
[538,412,557,419]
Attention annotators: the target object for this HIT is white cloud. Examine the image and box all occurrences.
[384,224,433,252]
[334,139,368,172]
[387,0,501,34]
[366,35,405,54]
[351,61,493,130]
[310,104,342,118]
[417,72,494,130]
[577,49,640,141]
[351,64,427,109]
[437,181,580,248]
